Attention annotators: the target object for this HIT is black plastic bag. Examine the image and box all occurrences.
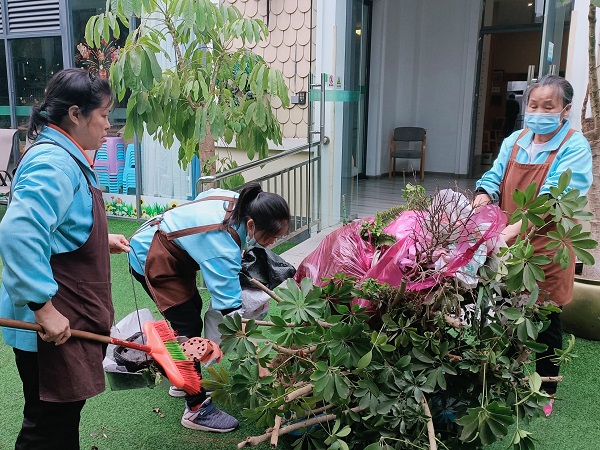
[113,332,153,373]
[240,246,296,290]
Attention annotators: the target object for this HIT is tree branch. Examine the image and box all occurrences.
[421,396,438,450]
[242,318,332,329]
[237,406,363,448]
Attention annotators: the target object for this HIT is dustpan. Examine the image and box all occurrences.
[103,308,167,391]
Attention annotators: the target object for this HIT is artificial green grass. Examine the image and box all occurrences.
[1,211,600,449]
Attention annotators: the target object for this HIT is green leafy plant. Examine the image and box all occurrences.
[360,184,429,249]
[86,0,290,173]
[206,179,595,449]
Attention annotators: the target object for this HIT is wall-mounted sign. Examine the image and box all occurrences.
[547,42,554,62]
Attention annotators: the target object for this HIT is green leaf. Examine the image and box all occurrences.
[144,47,162,82]
[501,308,523,321]
[129,47,143,77]
[572,247,595,266]
[412,348,434,364]
[356,350,372,370]
[523,182,538,201]
[513,189,526,207]
[524,340,548,353]
[334,375,350,399]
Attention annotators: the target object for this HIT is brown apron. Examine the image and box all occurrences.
[144,196,241,312]
[23,145,113,402]
[500,128,576,306]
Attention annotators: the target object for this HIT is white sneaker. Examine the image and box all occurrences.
[169,386,187,398]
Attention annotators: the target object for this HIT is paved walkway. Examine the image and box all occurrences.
[279,223,342,268]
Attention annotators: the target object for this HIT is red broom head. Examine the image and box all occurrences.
[142,320,201,395]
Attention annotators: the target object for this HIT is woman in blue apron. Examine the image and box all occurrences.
[128,182,290,432]
[0,69,129,450]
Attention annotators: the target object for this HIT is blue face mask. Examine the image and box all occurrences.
[246,226,257,247]
[524,106,568,135]
[246,235,257,247]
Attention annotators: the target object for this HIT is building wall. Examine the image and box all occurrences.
[222,0,315,142]
[367,0,481,177]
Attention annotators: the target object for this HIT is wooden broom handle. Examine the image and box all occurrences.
[0,318,152,353]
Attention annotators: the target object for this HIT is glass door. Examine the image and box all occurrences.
[538,0,569,77]
[341,0,372,221]
[470,0,571,177]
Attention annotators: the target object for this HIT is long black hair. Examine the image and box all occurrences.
[225,182,290,236]
[28,68,114,141]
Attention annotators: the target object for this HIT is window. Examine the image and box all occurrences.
[71,0,129,130]
[12,37,63,127]
[0,43,10,129]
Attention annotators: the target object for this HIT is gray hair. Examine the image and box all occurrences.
[526,75,574,108]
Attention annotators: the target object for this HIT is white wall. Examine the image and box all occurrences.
[367,0,482,176]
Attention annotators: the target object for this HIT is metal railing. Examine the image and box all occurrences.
[196,141,321,242]
[196,73,327,243]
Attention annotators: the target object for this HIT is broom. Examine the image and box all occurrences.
[0,318,201,395]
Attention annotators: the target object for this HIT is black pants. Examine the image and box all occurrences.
[536,311,562,395]
[130,267,207,406]
[130,267,204,338]
[13,348,85,450]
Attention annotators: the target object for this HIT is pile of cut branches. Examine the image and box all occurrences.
[206,171,595,450]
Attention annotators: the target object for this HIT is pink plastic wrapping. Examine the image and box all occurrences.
[295,198,507,308]
[294,221,375,286]
[365,203,507,290]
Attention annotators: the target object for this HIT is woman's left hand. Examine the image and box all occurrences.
[108,233,130,253]
[501,220,522,245]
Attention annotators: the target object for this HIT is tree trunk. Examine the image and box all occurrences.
[588,5,600,134]
[199,127,217,190]
[583,5,600,279]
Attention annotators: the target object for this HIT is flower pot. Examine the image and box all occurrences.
[561,277,600,341]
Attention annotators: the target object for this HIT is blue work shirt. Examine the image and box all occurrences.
[0,126,97,351]
[476,121,593,202]
[129,188,248,312]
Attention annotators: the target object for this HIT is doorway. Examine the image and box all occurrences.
[471,0,571,177]
[341,0,372,220]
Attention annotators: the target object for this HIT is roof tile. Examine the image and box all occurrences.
[270,0,284,15]
[284,0,297,15]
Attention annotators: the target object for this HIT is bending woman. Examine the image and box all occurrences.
[0,69,129,450]
[128,182,290,432]
[474,75,592,417]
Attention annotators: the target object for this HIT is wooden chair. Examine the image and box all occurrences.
[388,127,427,181]
[0,128,18,196]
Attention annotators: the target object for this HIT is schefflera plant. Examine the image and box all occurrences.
[206,175,595,450]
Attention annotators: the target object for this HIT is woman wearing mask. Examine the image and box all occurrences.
[0,68,129,450]
[128,182,290,432]
[474,75,592,416]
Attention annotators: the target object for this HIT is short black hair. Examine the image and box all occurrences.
[526,75,573,108]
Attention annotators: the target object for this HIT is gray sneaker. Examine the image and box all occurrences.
[181,398,239,432]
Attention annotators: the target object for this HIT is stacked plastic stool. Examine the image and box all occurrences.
[122,143,138,194]
[94,136,125,193]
